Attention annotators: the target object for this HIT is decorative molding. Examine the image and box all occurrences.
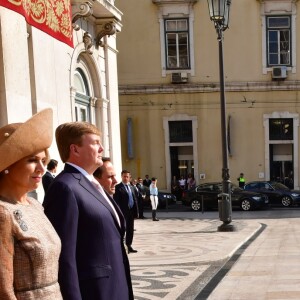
[83,32,94,54]
[118,81,300,95]
[153,0,198,4]
[94,97,110,108]
[95,22,116,47]
[72,1,93,31]
[90,97,98,107]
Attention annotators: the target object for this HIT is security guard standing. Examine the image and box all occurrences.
[237,173,246,188]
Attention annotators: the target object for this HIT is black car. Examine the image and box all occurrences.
[182,182,269,211]
[143,187,177,209]
[244,181,300,207]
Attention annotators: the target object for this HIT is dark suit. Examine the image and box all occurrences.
[43,164,133,300]
[143,178,151,187]
[136,183,146,218]
[114,183,138,248]
[42,171,55,192]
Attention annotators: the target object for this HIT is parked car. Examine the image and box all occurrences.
[244,181,300,207]
[182,182,269,211]
[143,187,177,209]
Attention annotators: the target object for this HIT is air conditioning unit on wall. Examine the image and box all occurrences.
[272,66,287,80]
[171,72,188,83]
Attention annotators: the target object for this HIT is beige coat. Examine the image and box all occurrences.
[0,198,62,299]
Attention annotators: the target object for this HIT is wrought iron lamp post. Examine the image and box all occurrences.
[207,0,234,230]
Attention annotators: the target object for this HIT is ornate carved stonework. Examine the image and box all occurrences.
[95,22,116,47]
[90,97,98,107]
[72,2,93,31]
[83,32,93,54]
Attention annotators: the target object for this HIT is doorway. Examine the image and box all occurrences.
[269,144,294,188]
[170,145,194,200]
[170,146,194,179]
[264,112,299,189]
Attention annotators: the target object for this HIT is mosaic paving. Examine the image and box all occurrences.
[128,218,261,299]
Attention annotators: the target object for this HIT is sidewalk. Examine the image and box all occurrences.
[128,211,262,300]
[207,217,300,300]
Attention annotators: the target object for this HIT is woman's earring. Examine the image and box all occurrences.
[4,170,9,174]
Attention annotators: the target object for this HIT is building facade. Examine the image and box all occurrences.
[0,0,123,200]
[117,0,300,191]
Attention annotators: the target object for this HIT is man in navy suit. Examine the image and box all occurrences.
[114,170,139,254]
[93,157,117,197]
[43,122,133,300]
[42,159,58,192]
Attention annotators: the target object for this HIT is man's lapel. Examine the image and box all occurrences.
[105,191,126,233]
[64,165,120,221]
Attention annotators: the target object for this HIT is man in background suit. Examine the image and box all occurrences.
[93,157,118,197]
[43,122,133,300]
[136,177,147,219]
[143,174,151,187]
[114,170,139,253]
[42,159,58,192]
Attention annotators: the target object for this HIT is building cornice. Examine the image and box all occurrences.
[152,0,198,4]
[119,81,300,95]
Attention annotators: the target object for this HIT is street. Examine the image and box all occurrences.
[129,206,300,299]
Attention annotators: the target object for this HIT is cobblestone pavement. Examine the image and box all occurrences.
[128,213,262,300]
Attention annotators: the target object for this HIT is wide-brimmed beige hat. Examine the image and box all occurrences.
[0,108,53,172]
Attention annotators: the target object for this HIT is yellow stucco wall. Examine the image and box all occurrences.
[116,0,300,190]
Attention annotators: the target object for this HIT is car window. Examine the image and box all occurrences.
[213,184,222,191]
[271,182,289,190]
[203,186,213,191]
[260,183,273,190]
[245,183,258,189]
[231,184,242,192]
[196,185,208,191]
[196,184,216,192]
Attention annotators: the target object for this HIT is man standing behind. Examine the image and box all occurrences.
[43,122,134,300]
[136,177,146,219]
[114,170,139,254]
[143,174,151,187]
[42,159,58,192]
[93,157,118,197]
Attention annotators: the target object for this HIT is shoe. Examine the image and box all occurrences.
[127,246,138,253]
[153,218,159,221]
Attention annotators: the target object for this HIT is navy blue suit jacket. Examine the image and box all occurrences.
[114,183,138,219]
[43,164,133,300]
[42,171,54,192]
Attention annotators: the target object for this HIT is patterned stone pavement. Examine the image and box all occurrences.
[207,217,300,300]
[128,215,262,300]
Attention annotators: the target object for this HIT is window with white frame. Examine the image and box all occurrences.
[165,19,190,70]
[266,15,291,66]
[74,68,91,122]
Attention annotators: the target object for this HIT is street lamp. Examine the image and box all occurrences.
[207,0,234,231]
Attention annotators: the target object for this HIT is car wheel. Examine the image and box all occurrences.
[240,198,252,211]
[191,199,201,211]
[281,196,292,207]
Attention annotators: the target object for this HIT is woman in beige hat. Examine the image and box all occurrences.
[0,109,62,299]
